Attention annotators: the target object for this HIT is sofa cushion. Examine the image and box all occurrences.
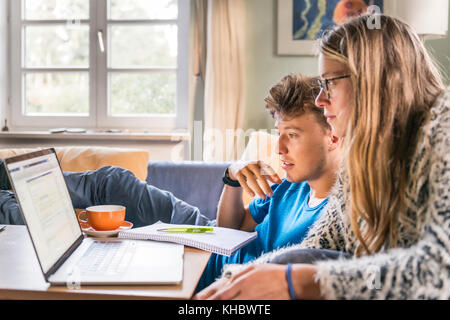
[55,146,149,181]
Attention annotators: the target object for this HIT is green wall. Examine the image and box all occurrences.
[425,2,450,85]
[244,0,318,131]
[244,0,450,131]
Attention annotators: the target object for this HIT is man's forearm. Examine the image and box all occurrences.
[216,185,246,229]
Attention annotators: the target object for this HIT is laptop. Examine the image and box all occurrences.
[5,148,184,286]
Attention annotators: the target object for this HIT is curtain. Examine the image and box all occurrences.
[191,0,208,161]
[202,0,247,161]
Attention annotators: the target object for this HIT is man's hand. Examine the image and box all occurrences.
[228,161,282,200]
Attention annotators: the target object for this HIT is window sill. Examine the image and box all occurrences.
[0,130,190,142]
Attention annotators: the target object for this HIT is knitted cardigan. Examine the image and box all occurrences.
[223,87,450,299]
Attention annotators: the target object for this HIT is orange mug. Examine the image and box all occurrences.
[77,205,126,231]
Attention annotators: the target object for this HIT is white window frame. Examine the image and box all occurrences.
[9,0,189,131]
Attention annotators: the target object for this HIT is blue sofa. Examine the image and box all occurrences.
[146,161,230,220]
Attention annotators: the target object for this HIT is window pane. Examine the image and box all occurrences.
[109,25,177,67]
[25,73,89,115]
[25,0,89,20]
[25,25,89,67]
[109,0,177,20]
[110,73,176,115]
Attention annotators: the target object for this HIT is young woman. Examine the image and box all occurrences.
[195,14,449,300]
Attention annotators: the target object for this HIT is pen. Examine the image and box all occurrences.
[157,227,213,233]
[0,226,6,233]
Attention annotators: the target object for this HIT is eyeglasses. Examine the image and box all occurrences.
[317,75,351,99]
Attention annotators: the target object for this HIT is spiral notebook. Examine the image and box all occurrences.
[118,221,257,257]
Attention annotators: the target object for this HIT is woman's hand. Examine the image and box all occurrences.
[193,263,323,300]
[194,264,288,300]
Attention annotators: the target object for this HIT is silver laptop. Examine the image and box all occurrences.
[5,148,184,286]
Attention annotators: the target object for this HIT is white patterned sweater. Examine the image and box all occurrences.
[223,87,450,299]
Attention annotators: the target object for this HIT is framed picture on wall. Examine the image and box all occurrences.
[277,0,384,56]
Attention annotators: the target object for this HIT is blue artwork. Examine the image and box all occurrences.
[293,0,384,40]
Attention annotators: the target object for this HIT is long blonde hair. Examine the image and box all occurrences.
[319,14,445,256]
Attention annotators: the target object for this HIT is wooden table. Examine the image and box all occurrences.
[0,225,211,300]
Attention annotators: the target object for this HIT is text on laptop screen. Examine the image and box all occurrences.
[7,153,81,273]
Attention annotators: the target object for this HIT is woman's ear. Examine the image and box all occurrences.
[327,132,342,152]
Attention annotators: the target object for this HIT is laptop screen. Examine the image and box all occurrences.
[7,151,81,274]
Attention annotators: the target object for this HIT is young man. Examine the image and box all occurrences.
[195,73,341,291]
[0,73,341,291]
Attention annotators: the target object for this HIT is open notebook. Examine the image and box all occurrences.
[118,222,257,257]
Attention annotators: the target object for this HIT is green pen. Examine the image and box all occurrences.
[157,227,214,233]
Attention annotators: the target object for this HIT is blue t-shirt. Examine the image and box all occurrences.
[195,179,328,292]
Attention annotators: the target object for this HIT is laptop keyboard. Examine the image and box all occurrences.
[76,240,136,275]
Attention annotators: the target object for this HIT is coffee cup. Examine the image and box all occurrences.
[77,205,126,231]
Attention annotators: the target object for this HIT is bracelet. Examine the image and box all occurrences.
[286,264,297,300]
[222,168,241,187]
